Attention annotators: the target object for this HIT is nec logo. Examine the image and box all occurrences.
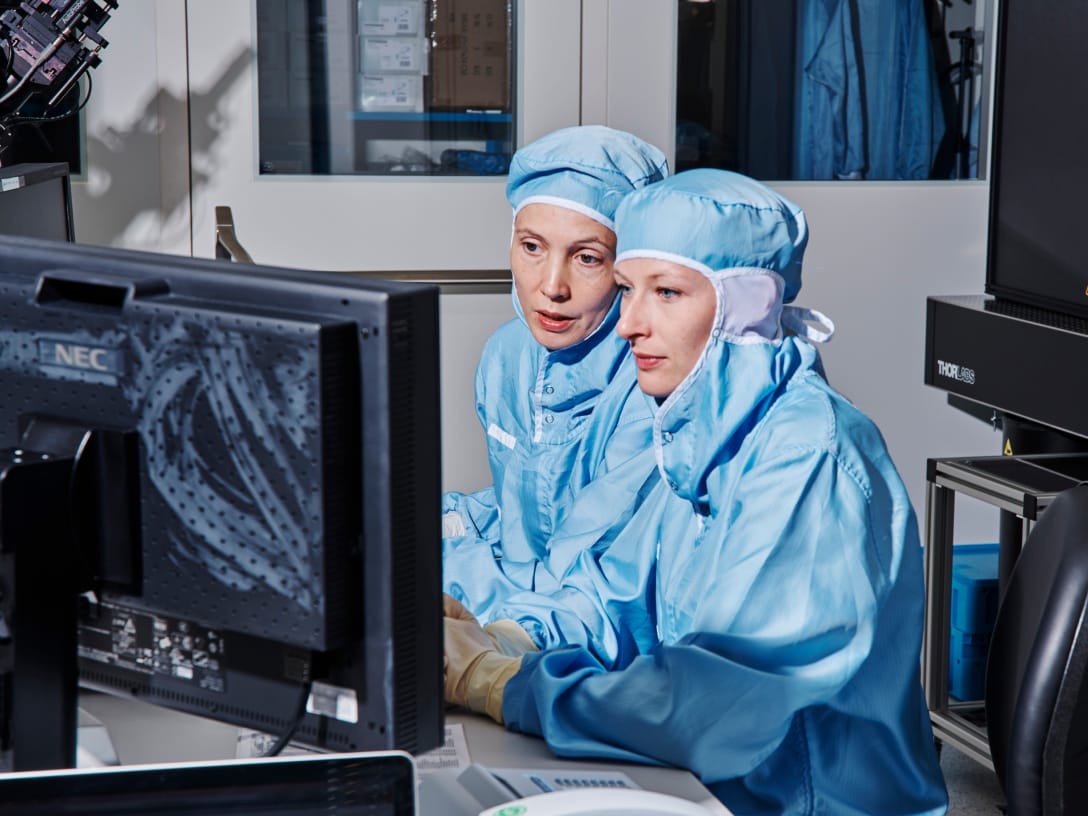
[936,359,975,385]
[38,340,122,375]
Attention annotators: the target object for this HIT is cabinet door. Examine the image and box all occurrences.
[185,0,581,270]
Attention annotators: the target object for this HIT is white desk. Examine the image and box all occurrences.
[77,693,729,814]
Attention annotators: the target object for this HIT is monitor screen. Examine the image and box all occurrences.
[0,751,416,815]
[0,162,74,242]
[985,1,1088,317]
[0,236,443,771]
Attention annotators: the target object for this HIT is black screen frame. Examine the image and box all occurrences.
[984,0,1088,318]
[0,162,75,243]
[0,751,417,815]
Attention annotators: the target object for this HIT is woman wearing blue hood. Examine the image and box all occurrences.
[441,126,668,643]
[444,169,948,815]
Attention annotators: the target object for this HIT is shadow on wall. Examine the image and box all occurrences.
[75,48,251,252]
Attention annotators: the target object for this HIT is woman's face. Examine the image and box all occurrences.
[614,258,717,399]
[511,204,618,350]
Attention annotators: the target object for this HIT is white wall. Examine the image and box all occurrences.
[777,181,1000,540]
[439,289,514,493]
[71,0,191,255]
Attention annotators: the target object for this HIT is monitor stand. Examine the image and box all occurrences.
[0,447,81,772]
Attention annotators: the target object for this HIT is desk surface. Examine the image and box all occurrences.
[445,712,729,814]
[77,693,729,815]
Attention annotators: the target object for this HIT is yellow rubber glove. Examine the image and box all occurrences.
[483,618,539,657]
[442,593,538,657]
[442,593,527,723]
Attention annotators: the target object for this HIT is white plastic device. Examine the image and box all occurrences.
[476,787,716,816]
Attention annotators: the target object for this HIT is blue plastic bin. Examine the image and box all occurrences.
[949,627,992,700]
[950,543,1000,634]
[948,543,999,701]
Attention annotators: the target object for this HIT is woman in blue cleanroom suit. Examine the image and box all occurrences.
[444,169,948,815]
[441,126,668,630]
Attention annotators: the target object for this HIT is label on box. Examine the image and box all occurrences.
[359,74,424,112]
[361,36,426,74]
[359,0,422,36]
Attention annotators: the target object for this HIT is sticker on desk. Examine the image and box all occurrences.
[484,767,641,798]
[415,723,471,775]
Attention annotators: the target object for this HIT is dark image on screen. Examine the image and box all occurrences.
[0,236,443,772]
[0,163,74,242]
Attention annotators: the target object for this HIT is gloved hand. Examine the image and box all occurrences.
[442,593,539,656]
[443,592,477,622]
[443,593,526,723]
[483,618,539,657]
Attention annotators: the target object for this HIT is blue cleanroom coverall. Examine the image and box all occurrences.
[441,294,659,627]
[494,170,949,815]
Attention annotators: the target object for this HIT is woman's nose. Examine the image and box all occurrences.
[540,259,570,301]
[617,295,645,340]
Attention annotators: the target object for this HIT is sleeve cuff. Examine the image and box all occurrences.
[466,652,523,724]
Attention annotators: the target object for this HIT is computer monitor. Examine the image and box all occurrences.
[985,0,1088,318]
[0,751,417,815]
[0,162,75,242]
[0,235,443,771]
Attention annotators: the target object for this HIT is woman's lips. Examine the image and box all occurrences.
[536,310,574,332]
[632,353,663,370]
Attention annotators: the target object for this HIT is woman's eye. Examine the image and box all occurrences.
[522,240,541,254]
[658,287,678,300]
[616,283,632,296]
[576,252,603,266]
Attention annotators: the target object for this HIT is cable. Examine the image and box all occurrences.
[261,676,314,758]
[14,72,91,123]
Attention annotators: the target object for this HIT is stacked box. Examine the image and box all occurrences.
[431,0,510,110]
[948,543,1000,701]
[357,0,426,112]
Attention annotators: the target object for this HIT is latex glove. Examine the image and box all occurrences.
[483,618,539,657]
[442,593,538,657]
[443,592,477,621]
[444,607,522,723]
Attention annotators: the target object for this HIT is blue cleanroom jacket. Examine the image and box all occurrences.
[796,0,945,180]
[855,0,946,180]
[441,294,659,626]
[498,328,948,815]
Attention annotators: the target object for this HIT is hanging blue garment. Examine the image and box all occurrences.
[794,0,945,179]
[855,0,946,179]
[794,0,866,179]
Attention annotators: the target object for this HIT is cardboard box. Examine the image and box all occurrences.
[431,0,510,110]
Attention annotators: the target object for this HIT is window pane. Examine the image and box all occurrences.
[676,0,990,181]
[256,0,515,176]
